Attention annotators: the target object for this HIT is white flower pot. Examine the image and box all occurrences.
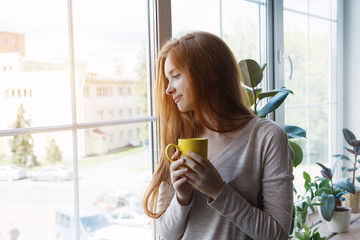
[325,207,351,233]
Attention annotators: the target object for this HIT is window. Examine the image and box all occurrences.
[279,0,340,195]
[0,1,343,239]
[0,2,155,239]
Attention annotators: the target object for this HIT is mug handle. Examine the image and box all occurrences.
[165,143,180,162]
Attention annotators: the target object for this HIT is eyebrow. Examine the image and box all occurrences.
[165,68,176,79]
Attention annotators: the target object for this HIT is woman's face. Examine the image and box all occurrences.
[164,53,192,112]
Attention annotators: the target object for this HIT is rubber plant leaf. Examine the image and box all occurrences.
[334,179,355,194]
[285,125,306,139]
[239,59,263,88]
[258,86,293,101]
[289,141,303,167]
[316,162,332,180]
[257,92,289,118]
[343,128,356,146]
[320,193,335,221]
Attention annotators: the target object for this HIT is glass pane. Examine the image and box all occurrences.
[0,131,74,239]
[309,0,332,19]
[284,0,308,13]
[78,123,152,239]
[222,0,261,61]
[72,0,149,123]
[171,0,220,37]
[0,1,72,130]
[309,17,332,104]
[284,11,307,106]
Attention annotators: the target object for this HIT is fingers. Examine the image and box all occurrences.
[182,152,206,171]
[170,158,188,184]
[171,150,181,160]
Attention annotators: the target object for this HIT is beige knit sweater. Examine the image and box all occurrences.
[156,117,294,240]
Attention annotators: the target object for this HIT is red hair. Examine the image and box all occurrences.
[143,31,254,218]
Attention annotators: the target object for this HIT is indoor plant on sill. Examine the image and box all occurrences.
[332,128,360,213]
[307,162,354,233]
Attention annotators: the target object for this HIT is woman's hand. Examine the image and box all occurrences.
[182,151,224,200]
[169,150,193,206]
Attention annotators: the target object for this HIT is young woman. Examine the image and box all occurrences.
[143,31,294,240]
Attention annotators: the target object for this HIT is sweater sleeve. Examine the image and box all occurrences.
[208,124,294,240]
[156,182,193,240]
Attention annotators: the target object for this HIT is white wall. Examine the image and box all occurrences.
[343,0,360,136]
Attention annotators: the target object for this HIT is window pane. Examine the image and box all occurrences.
[284,0,308,13]
[0,131,74,239]
[283,0,338,196]
[284,11,307,106]
[78,123,152,239]
[171,0,220,37]
[0,1,72,130]
[309,17,332,104]
[309,0,332,19]
[222,0,262,61]
[72,0,149,123]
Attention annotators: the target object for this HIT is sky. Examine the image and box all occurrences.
[0,0,148,76]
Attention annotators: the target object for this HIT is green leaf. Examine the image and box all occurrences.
[343,128,356,146]
[239,59,263,88]
[334,179,355,193]
[356,176,360,183]
[304,224,310,235]
[341,166,358,172]
[303,171,311,182]
[261,63,267,72]
[350,139,360,147]
[245,89,254,106]
[295,232,305,240]
[285,125,306,139]
[258,86,293,101]
[332,154,350,161]
[289,141,303,167]
[257,92,289,118]
[320,193,335,221]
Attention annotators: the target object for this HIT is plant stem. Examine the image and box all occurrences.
[354,150,357,186]
[252,89,257,114]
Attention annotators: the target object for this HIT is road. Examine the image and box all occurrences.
[0,148,152,240]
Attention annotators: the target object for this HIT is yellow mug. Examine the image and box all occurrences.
[165,138,208,166]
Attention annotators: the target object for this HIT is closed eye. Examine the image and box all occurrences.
[172,74,180,80]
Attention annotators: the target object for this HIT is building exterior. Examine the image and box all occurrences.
[0,31,26,58]
[0,31,143,161]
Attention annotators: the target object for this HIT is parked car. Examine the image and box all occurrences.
[93,191,130,212]
[109,207,151,228]
[122,193,142,208]
[55,206,113,240]
[0,164,27,181]
[31,166,73,181]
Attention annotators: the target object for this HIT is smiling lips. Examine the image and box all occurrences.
[173,95,182,103]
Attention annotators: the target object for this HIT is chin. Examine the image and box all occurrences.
[177,105,192,113]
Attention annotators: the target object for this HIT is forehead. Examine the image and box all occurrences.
[164,53,177,76]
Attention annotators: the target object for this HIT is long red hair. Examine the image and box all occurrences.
[143,31,254,218]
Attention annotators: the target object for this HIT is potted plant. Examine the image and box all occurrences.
[306,162,353,233]
[332,128,360,212]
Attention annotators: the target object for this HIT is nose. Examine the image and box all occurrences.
[165,82,175,95]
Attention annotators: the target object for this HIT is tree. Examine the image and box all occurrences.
[9,104,37,166]
[45,135,63,165]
